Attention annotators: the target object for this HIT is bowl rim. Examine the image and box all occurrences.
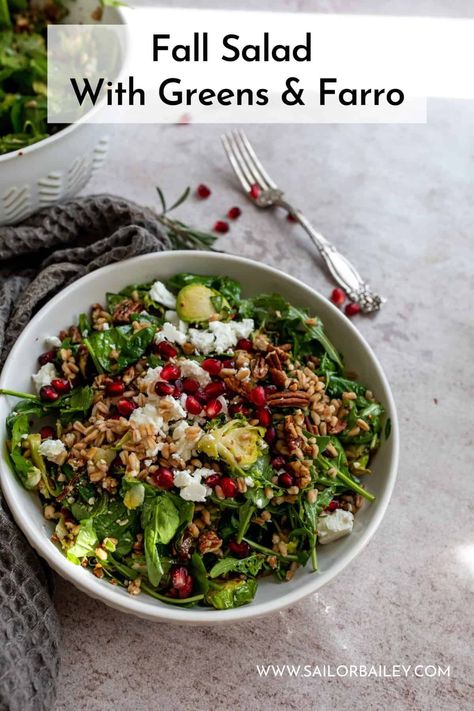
[0,251,399,623]
[0,4,127,165]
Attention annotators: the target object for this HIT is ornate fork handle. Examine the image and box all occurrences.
[256,189,384,313]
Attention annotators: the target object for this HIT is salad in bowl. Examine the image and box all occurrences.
[1,269,386,611]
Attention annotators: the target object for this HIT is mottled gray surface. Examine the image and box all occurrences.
[53,2,473,710]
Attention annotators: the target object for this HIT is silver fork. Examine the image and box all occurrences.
[221,130,384,313]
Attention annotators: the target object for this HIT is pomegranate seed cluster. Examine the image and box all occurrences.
[4,271,383,610]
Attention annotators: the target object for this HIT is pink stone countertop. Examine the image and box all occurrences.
[53,3,473,710]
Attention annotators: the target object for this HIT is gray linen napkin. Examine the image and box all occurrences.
[0,195,171,711]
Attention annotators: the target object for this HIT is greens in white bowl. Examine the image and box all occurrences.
[0,252,398,623]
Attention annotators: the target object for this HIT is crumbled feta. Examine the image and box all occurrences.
[156,395,186,422]
[164,310,188,333]
[154,321,187,346]
[44,335,62,348]
[188,319,255,355]
[317,509,354,544]
[244,476,255,488]
[173,468,210,502]
[188,328,215,355]
[138,366,163,394]
[171,420,203,461]
[176,358,211,386]
[32,363,58,393]
[129,404,165,434]
[38,438,66,463]
[149,280,177,308]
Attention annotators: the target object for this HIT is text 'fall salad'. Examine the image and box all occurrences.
[1,273,387,609]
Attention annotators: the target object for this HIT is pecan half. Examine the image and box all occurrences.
[251,356,269,381]
[269,368,287,388]
[198,530,222,554]
[112,298,143,324]
[266,390,311,408]
[223,375,250,397]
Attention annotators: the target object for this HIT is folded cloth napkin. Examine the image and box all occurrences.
[0,195,171,711]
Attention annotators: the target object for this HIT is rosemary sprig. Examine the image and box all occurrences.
[156,186,218,251]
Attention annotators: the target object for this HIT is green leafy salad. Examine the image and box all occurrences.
[0,0,119,155]
[1,273,387,609]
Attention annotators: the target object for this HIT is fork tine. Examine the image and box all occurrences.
[221,134,252,193]
[236,130,277,190]
[232,131,269,190]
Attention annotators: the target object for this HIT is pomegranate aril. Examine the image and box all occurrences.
[287,212,297,222]
[249,385,266,407]
[265,426,277,444]
[51,378,71,395]
[185,395,202,415]
[155,340,178,359]
[327,500,340,511]
[220,477,237,498]
[170,565,194,599]
[201,358,222,375]
[229,401,249,417]
[153,467,174,490]
[116,398,137,417]
[205,473,221,488]
[213,220,229,234]
[227,206,241,220]
[228,539,251,558]
[236,338,252,351]
[40,386,59,402]
[278,472,294,488]
[161,363,181,381]
[106,380,125,397]
[38,350,56,366]
[205,399,222,418]
[249,183,261,199]
[204,381,225,400]
[257,407,272,427]
[196,183,211,199]
[222,358,234,369]
[345,302,360,317]
[155,381,175,396]
[271,456,286,470]
[182,377,200,394]
[331,287,346,307]
[39,425,55,440]
[194,389,208,405]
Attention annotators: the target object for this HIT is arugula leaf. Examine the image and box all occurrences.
[209,554,265,579]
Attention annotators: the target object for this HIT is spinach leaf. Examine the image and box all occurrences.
[57,386,94,424]
[190,552,210,594]
[209,554,265,579]
[236,500,256,543]
[85,325,155,374]
[66,519,98,565]
[93,498,139,556]
[78,313,91,337]
[142,494,180,586]
[205,578,258,610]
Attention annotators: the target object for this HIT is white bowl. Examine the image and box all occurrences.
[0,252,399,623]
[0,0,126,226]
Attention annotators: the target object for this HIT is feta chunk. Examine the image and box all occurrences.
[149,280,177,308]
[129,404,165,434]
[173,468,210,502]
[176,358,211,386]
[154,321,187,346]
[188,328,215,355]
[208,321,237,354]
[38,438,66,464]
[138,366,163,394]
[171,420,203,462]
[44,336,62,348]
[231,318,255,340]
[317,509,354,544]
[32,363,58,393]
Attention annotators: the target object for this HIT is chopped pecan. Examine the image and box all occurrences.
[251,356,269,380]
[252,333,271,351]
[266,351,282,369]
[198,530,222,554]
[267,343,292,361]
[77,344,89,379]
[112,298,143,323]
[223,375,250,397]
[174,533,195,561]
[266,390,311,409]
[329,419,347,435]
[269,368,287,388]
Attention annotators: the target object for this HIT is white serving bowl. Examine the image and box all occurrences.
[0,0,126,226]
[0,252,399,623]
